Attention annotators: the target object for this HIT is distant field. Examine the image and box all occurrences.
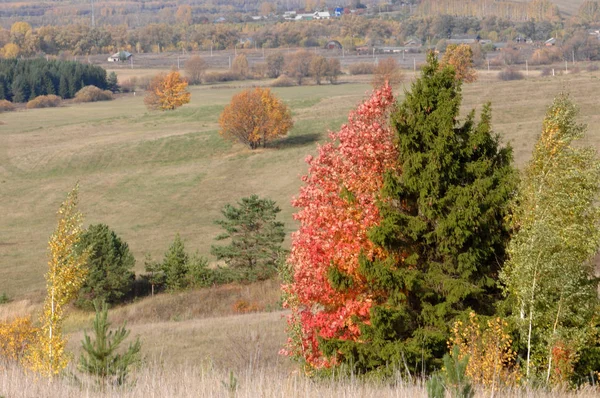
[0,79,373,297]
[3,68,600,299]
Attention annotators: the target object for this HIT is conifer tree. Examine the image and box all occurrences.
[500,94,600,383]
[162,233,189,291]
[76,224,135,307]
[320,53,516,373]
[212,195,285,282]
[79,301,141,385]
[26,185,89,377]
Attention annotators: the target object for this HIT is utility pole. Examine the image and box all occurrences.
[91,0,95,28]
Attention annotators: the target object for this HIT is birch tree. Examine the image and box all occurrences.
[26,185,89,377]
[500,95,600,383]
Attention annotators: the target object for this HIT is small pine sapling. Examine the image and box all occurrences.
[79,301,141,386]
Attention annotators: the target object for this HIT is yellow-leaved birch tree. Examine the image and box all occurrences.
[26,185,89,377]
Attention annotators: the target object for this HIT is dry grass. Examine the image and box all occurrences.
[4,70,600,298]
[63,278,283,330]
[0,82,369,298]
[1,361,599,398]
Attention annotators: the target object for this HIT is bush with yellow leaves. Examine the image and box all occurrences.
[0,316,38,365]
[449,312,520,390]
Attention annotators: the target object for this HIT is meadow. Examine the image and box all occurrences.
[3,66,600,396]
[4,69,600,298]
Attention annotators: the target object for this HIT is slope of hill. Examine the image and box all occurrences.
[4,68,600,300]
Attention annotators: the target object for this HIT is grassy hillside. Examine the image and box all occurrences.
[0,81,371,297]
[4,70,600,298]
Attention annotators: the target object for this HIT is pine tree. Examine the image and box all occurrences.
[79,301,141,386]
[211,195,285,282]
[143,253,164,297]
[76,224,135,307]
[321,53,516,373]
[500,94,600,383]
[107,72,119,93]
[58,75,69,99]
[162,234,189,291]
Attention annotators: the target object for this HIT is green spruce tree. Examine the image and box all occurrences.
[211,195,285,282]
[162,233,189,291]
[76,224,135,307]
[79,301,141,386]
[321,53,517,373]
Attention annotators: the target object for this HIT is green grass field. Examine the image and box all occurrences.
[4,70,600,298]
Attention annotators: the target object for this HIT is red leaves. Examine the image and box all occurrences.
[282,84,398,368]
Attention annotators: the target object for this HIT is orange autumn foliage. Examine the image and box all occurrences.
[440,44,478,83]
[219,87,293,149]
[144,71,191,111]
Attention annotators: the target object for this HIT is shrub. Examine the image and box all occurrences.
[540,67,552,77]
[74,86,113,103]
[587,63,599,72]
[204,71,241,83]
[348,62,375,75]
[0,316,37,364]
[0,292,9,304]
[449,312,520,388]
[270,74,295,87]
[26,94,61,109]
[232,299,261,314]
[0,99,15,112]
[498,68,524,81]
[372,58,403,88]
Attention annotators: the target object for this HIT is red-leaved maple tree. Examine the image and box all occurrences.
[281,83,398,368]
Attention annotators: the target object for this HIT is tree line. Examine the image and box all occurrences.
[5,10,600,59]
[282,53,600,390]
[0,58,108,102]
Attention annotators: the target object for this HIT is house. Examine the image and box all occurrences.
[325,40,343,50]
[294,13,314,21]
[377,47,403,54]
[447,35,479,45]
[283,11,297,20]
[545,37,556,46]
[334,7,344,16]
[107,51,132,62]
[313,11,330,19]
[404,38,421,47]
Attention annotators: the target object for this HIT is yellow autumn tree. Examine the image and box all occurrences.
[1,43,20,58]
[25,185,89,377]
[440,44,478,83]
[219,87,293,149]
[144,71,191,111]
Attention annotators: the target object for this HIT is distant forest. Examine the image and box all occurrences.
[0,59,107,102]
